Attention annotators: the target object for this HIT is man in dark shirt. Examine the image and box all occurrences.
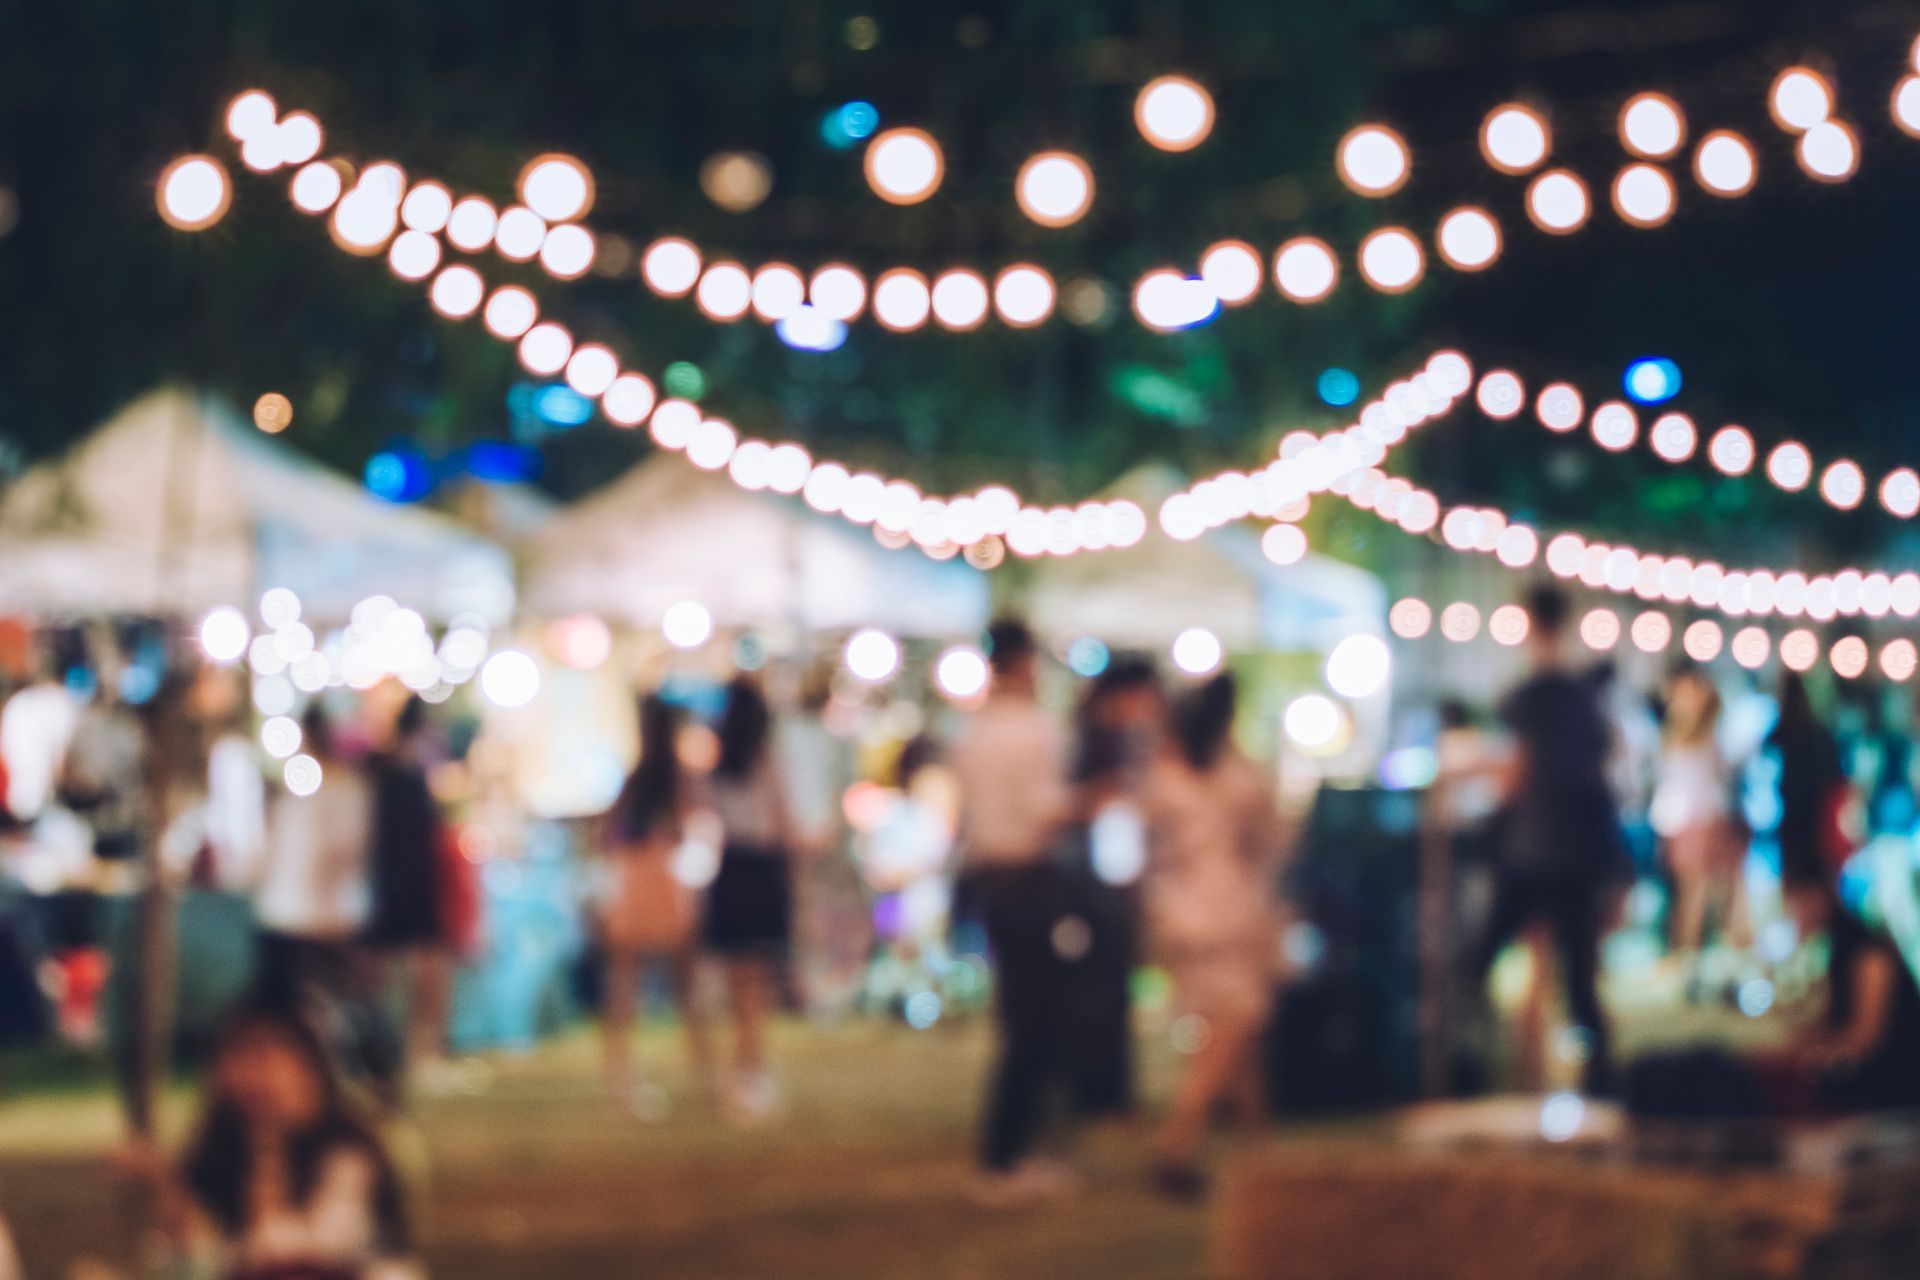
[1473,584,1627,1096]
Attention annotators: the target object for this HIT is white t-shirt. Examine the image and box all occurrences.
[1,683,78,821]
[949,694,1071,867]
[257,767,373,939]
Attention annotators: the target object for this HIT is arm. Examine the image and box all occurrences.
[1803,949,1898,1069]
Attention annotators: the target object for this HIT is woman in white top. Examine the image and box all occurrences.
[1653,669,1747,955]
[704,677,795,1119]
[1142,674,1286,1194]
[171,1004,415,1280]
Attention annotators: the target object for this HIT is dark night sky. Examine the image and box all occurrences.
[3,0,1918,570]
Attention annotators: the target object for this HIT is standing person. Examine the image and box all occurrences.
[362,697,451,1100]
[166,1003,415,1279]
[1141,674,1284,1196]
[1064,658,1164,1119]
[255,707,387,1086]
[1475,584,1628,1096]
[1768,671,1848,879]
[597,695,712,1118]
[704,677,795,1120]
[949,619,1078,1202]
[1653,669,1748,957]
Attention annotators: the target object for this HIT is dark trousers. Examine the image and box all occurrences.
[1472,871,1613,1096]
[973,861,1081,1171]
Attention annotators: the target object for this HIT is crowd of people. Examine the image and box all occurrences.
[2,583,1919,1273]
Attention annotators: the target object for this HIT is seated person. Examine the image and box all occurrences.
[1629,859,1920,1118]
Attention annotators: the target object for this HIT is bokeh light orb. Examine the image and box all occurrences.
[808,265,868,322]
[1880,467,1920,517]
[1170,627,1224,676]
[749,264,806,322]
[1683,620,1723,662]
[540,224,596,279]
[1693,130,1757,196]
[1820,460,1865,510]
[1649,412,1696,461]
[1283,694,1344,752]
[290,162,345,214]
[1526,169,1590,233]
[1611,163,1676,226]
[480,649,541,707]
[493,206,547,260]
[845,628,901,681]
[1893,77,1920,138]
[1481,104,1550,173]
[1132,270,1217,330]
[1767,441,1813,491]
[1337,125,1411,196]
[1135,76,1215,151]
[1619,93,1685,158]
[388,229,442,280]
[932,269,991,330]
[1200,241,1263,305]
[864,128,944,204]
[401,182,453,233]
[518,153,594,222]
[518,322,573,375]
[696,262,753,320]
[1357,228,1424,293]
[1273,237,1338,302]
[445,197,499,252]
[199,606,250,663]
[992,265,1055,327]
[1262,523,1308,566]
[1781,628,1819,672]
[1830,635,1869,680]
[252,392,294,434]
[1770,67,1832,132]
[1016,151,1094,226]
[1439,602,1481,642]
[1581,608,1621,651]
[483,285,538,339]
[873,269,932,330]
[1325,633,1391,698]
[662,601,713,649]
[1797,119,1859,182]
[225,90,277,142]
[158,155,231,231]
[1489,605,1531,646]
[1437,207,1502,271]
[642,237,702,296]
[1881,638,1918,682]
[564,344,619,398]
[935,646,990,700]
[602,373,657,427]
[1389,598,1432,639]
[1476,370,1525,419]
[1708,425,1755,475]
[699,151,775,213]
[429,265,484,318]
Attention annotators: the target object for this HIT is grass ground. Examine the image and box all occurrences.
[1,1018,1217,1280]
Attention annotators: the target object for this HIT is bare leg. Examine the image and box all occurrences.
[671,953,716,1099]
[724,956,772,1079]
[1515,926,1553,1092]
[1157,1013,1260,1170]
[1671,872,1707,956]
[601,950,638,1102]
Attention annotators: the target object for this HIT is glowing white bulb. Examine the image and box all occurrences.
[1325,633,1390,698]
[158,155,231,231]
[1649,412,1696,461]
[1132,270,1218,329]
[1437,207,1501,270]
[993,266,1055,327]
[387,229,441,280]
[1693,131,1756,196]
[1611,163,1675,226]
[1389,598,1432,639]
[518,322,573,375]
[1016,151,1094,226]
[1581,608,1621,651]
[1283,694,1343,751]
[872,269,932,330]
[1357,228,1424,292]
[1527,169,1590,233]
[276,112,323,165]
[1770,68,1832,132]
[1708,425,1754,474]
[805,265,865,322]
[643,238,702,296]
[1481,104,1550,173]
[330,186,399,254]
[519,154,593,222]
[1536,383,1583,432]
[1894,77,1920,137]
[1262,523,1308,566]
[1135,76,1214,151]
[1831,636,1869,680]
[484,286,538,339]
[400,182,452,233]
[748,264,806,322]
[1476,370,1525,419]
[935,646,990,699]
[1590,401,1638,451]
[1337,125,1410,195]
[480,649,540,707]
[564,344,618,397]
[445,197,498,252]
[284,754,324,797]
[602,374,657,427]
[1820,460,1865,510]
[493,206,548,260]
[930,270,990,330]
[696,262,753,320]
[1200,241,1262,304]
[662,601,713,649]
[1797,120,1858,182]
[1273,238,1338,303]
[199,607,250,663]
[1880,468,1920,517]
[865,128,944,203]
[539,224,595,279]
[1767,441,1812,491]
[225,91,277,142]
[845,629,900,682]
[1619,94,1685,158]
[290,162,344,214]
[686,419,738,471]
[1170,627,1223,676]
[429,266,484,319]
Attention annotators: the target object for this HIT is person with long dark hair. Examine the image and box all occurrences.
[170,1003,413,1279]
[1141,674,1285,1196]
[704,677,795,1120]
[1768,671,1848,879]
[598,695,712,1118]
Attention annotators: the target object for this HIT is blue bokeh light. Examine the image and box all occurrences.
[819,101,880,150]
[533,383,594,426]
[1624,357,1682,404]
[1317,367,1361,407]
[1066,636,1110,677]
[365,449,433,503]
[776,305,848,351]
[461,440,542,483]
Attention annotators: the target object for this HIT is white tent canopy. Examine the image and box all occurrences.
[522,454,990,636]
[1025,466,1386,651]
[0,388,514,622]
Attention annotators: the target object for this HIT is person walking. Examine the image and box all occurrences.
[949,620,1079,1203]
[362,697,451,1101]
[597,695,712,1119]
[1653,668,1748,958]
[1141,674,1284,1196]
[704,677,795,1121]
[1474,584,1629,1096]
